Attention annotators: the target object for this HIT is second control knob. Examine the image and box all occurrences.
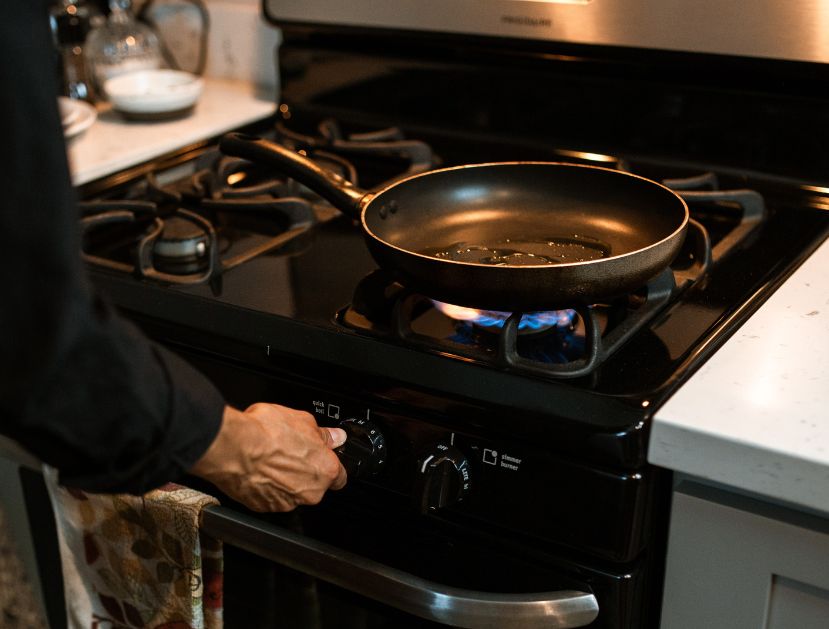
[414,443,471,514]
[334,417,386,479]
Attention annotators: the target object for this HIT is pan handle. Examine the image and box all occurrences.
[219,132,369,219]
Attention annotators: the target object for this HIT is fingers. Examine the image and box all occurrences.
[318,427,347,449]
[318,428,348,491]
[232,402,349,503]
[328,455,348,491]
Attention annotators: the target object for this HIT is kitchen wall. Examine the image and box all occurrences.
[202,0,282,92]
[133,0,282,93]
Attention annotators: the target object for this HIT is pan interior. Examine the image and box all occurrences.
[365,164,687,267]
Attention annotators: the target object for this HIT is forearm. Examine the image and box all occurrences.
[1,294,225,493]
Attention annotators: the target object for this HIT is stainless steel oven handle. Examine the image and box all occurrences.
[201,506,599,629]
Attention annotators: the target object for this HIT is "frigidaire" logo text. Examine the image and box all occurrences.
[501,15,552,28]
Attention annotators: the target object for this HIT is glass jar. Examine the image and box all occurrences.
[85,0,163,93]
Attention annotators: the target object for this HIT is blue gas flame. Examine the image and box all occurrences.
[432,301,576,333]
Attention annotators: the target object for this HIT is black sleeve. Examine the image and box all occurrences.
[0,0,224,494]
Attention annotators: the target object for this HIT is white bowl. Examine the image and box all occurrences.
[103,69,204,119]
[58,97,98,140]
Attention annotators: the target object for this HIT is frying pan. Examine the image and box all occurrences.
[219,132,689,312]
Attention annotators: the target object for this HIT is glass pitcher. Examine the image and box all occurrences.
[85,0,163,92]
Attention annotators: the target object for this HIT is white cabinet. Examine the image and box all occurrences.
[660,482,829,629]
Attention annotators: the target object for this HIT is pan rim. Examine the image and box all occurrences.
[361,161,690,269]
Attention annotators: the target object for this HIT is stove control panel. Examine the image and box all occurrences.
[303,392,648,562]
[334,417,386,479]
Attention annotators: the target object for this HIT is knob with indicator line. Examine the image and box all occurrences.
[334,417,386,479]
[413,443,471,514]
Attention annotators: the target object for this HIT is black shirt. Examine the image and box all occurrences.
[0,0,224,493]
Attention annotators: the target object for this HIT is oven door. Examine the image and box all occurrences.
[203,497,600,629]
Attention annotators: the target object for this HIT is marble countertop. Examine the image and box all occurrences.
[66,78,277,186]
[649,235,829,516]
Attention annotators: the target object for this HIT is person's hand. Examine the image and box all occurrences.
[189,403,347,512]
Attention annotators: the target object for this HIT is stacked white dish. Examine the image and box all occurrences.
[59,97,98,140]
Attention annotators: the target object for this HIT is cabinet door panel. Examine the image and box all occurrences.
[768,575,829,629]
[660,482,829,629]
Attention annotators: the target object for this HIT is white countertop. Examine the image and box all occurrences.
[66,78,277,186]
[649,235,829,516]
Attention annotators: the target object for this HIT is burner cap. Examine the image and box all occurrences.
[153,216,209,263]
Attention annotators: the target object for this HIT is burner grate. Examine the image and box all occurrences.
[275,116,438,188]
[77,118,434,285]
[338,171,768,380]
[78,167,318,285]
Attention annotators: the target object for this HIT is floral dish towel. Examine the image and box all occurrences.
[44,467,223,629]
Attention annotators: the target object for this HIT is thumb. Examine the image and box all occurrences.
[319,427,347,449]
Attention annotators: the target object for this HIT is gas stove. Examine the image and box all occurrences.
[77,6,829,629]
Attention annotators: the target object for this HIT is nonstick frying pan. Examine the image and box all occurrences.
[220,132,689,312]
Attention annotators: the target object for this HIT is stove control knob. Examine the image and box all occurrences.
[334,418,386,479]
[414,444,471,514]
